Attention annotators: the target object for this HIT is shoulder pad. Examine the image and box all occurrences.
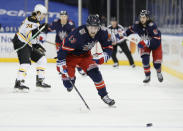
[135,21,140,24]
[69,20,74,25]
[107,25,112,28]
[101,26,108,31]
[54,19,59,22]
[148,22,154,27]
[118,24,124,30]
[79,28,86,35]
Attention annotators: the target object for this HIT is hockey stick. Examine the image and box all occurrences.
[15,25,46,52]
[45,40,56,45]
[116,36,139,44]
[65,74,91,110]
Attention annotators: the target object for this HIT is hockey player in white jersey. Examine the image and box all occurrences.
[12,4,51,91]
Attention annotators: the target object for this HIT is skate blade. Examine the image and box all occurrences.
[13,88,29,93]
[109,105,117,108]
[35,87,51,92]
[143,82,150,86]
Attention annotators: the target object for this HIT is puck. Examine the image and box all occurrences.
[146,123,153,127]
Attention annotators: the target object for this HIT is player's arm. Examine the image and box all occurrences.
[125,22,139,36]
[148,23,161,50]
[93,31,113,64]
[47,20,58,32]
[56,33,77,75]
[68,20,76,32]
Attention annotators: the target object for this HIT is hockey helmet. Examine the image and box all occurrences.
[34,4,47,15]
[139,10,151,18]
[60,11,68,15]
[110,17,117,21]
[86,14,100,26]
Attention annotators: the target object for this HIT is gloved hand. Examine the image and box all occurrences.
[56,60,68,76]
[93,52,110,64]
[138,40,150,48]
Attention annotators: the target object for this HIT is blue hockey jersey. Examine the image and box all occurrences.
[126,21,161,50]
[48,19,75,44]
[57,25,113,61]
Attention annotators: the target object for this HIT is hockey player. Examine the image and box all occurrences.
[12,4,51,91]
[108,17,135,68]
[126,10,163,83]
[48,10,86,75]
[56,14,115,106]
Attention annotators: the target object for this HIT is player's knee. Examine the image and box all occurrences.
[153,61,161,69]
[87,67,102,82]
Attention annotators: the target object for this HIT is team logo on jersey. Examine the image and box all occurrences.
[141,34,151,40]
[59,31,67,40]
[69,35,76,43]
[83,41,96,51]
[153,29,158,35]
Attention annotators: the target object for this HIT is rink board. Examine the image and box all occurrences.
[0,33,183,80]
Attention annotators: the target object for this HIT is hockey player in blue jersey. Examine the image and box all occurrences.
[48,10,86,75]
[126,10,163,83]
[56,14,115,106]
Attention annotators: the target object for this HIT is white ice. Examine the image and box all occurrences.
[0,63,183,131]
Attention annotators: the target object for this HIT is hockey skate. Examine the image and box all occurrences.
[14,79,29,92]
[157,72,163,82]
[101,95,115,106]
[113,63,119,68]
[131,64,136,68]
[36,76,51,88]
[143,76,151,83]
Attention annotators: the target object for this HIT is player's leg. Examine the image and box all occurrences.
[79,53,115,106]
[140,47,151,83]
[76,65,86,76]
[120,40,135,68]
[61,55,78,92]
[111,45,119,67]
[31,46,51,88]
[152,44,163,82]
[15,45,31,91]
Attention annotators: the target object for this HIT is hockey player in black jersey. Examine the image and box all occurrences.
[12,4,51,91]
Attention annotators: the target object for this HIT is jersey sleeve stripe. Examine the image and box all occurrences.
[61,39,75,51]
[102,45,113,49]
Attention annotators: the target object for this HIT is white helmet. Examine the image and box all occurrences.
[34,4,47,14]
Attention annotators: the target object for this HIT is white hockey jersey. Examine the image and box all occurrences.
[17,16,40,46]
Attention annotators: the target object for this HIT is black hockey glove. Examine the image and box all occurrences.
[33,44,46,56]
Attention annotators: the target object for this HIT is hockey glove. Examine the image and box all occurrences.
[56,60,68,76]
[93,52,110,64]
[138,40,150,48]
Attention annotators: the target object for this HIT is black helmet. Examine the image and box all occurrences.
[110,17,117,21]
[86,14,100,26]
[139,10,151,18]
[60,10,67,15]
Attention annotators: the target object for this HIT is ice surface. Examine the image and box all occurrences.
[0,63,183,131]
